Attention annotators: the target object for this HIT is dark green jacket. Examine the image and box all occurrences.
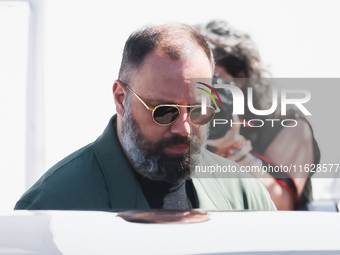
[15,116,276,211]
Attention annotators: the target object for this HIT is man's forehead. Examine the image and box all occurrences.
[133,48,210,79]
[128,41,212,104]
[131,32,213,79]
[139,80,211,105]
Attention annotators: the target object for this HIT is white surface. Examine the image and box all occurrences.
[1,210,340,254]
[0,1,29,212]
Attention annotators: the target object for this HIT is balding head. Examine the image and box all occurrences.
[118,23,214,84]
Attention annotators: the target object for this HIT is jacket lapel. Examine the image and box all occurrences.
[93,116,149,211]
[192,177,233,210]
[92,116,235,211]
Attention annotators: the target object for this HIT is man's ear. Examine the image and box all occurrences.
[113,80,126,117]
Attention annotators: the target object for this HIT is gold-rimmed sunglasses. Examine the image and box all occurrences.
[125,84,220,126]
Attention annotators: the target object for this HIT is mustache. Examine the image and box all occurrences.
[157,135,191,148]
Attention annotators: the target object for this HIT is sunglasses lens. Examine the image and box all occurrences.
[190,107,215,125]
[153,106,179,125]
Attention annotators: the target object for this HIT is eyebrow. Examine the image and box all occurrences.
[127,85,201,107]
[145,96,202,106]
[137,97,171,107]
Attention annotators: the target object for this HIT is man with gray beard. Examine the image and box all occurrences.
[121,92,205,184]
[15,23,276,211]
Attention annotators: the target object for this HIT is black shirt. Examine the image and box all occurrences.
[134,173,197,210]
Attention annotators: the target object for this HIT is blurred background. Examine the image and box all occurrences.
[1,0,340,212]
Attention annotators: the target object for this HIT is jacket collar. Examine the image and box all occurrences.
[93,115,149,211]
[92,115,232,211]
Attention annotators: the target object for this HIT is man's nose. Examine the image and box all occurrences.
[170,108,191,136]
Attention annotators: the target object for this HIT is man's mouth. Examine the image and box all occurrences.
[164,144,190,154]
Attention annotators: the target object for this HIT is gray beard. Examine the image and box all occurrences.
[121,98,208,183]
